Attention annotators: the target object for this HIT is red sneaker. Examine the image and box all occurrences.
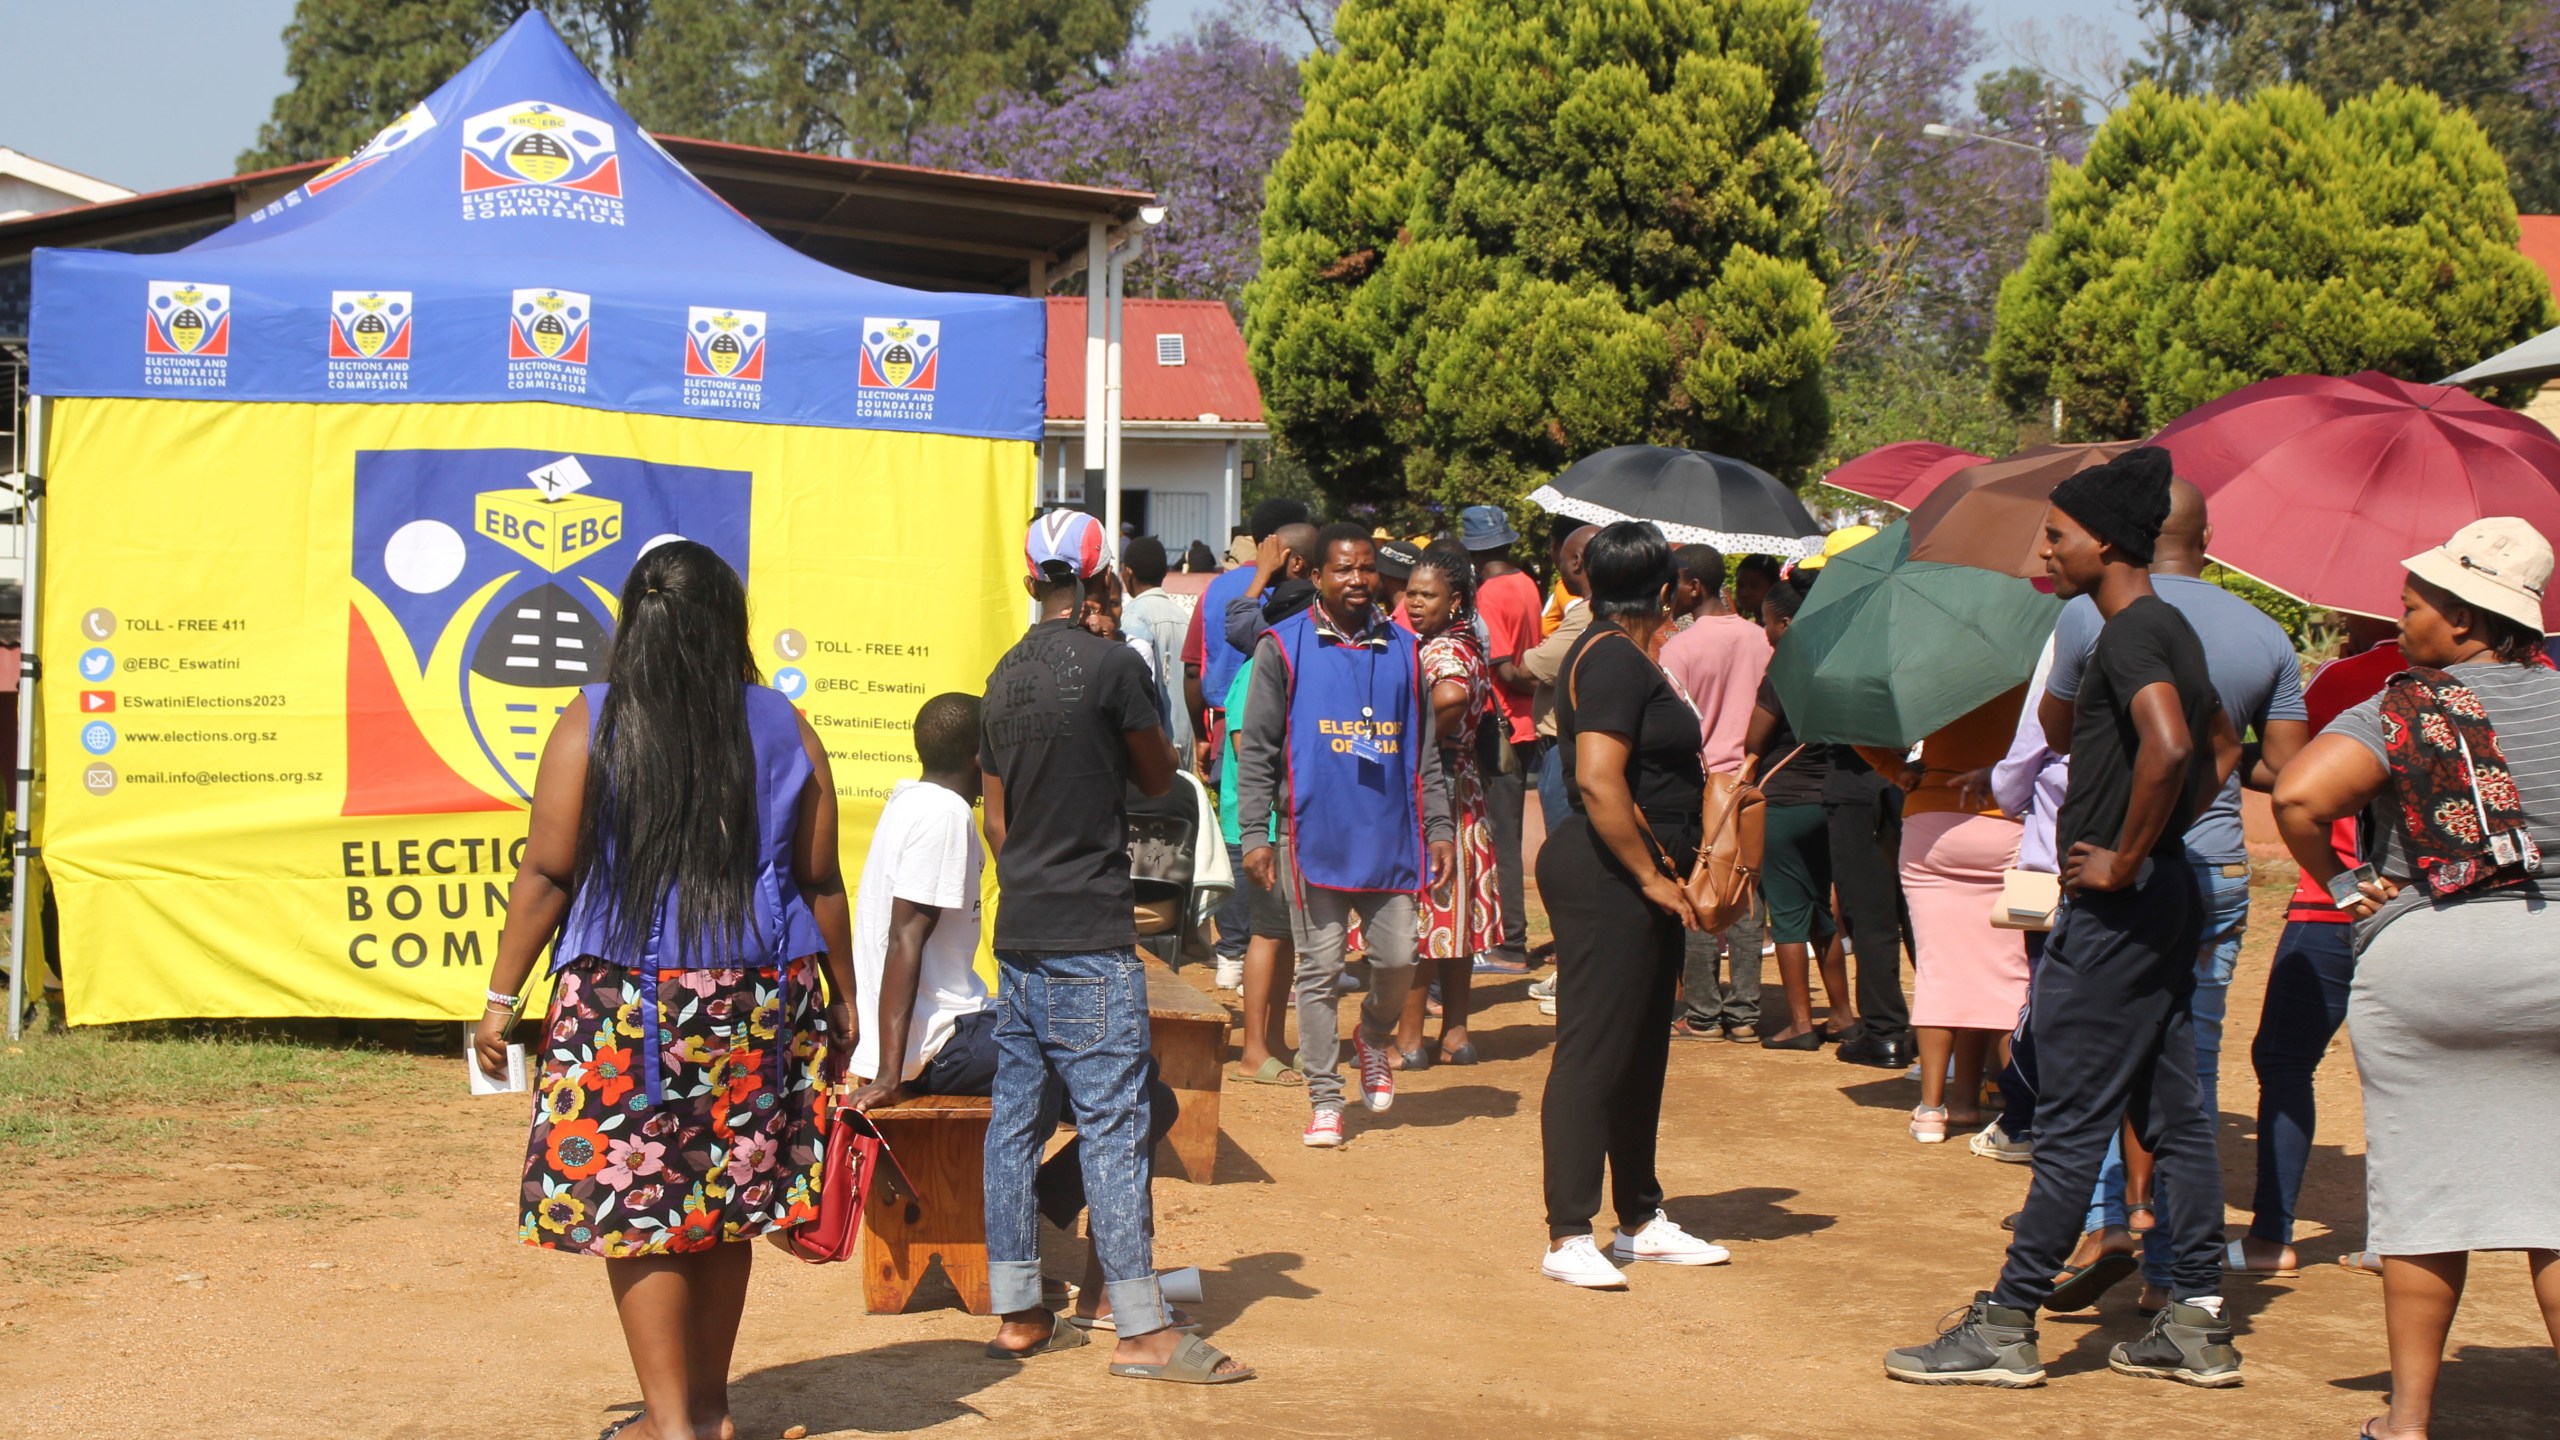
[1354,1034,1395,1113]
[1303,1108,1345,1148]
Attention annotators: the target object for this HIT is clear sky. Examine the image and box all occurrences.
[0,0,2150,195]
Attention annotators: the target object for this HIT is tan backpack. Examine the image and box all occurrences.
[1566,630,1798,930]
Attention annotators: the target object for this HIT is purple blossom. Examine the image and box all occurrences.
[910,18,1303,308]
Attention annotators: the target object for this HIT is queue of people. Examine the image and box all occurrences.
[471,460,2560,1438]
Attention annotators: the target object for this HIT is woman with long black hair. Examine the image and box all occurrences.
[1537,521,1730,1289]
[475,540,855,1440]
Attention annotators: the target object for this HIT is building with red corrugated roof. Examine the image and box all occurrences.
[1042,297,1265,558]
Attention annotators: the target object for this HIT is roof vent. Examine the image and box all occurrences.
[1155,333,1186,366]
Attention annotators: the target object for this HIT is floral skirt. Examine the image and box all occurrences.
[1418,762,1503,958]
[519,956,831,1257]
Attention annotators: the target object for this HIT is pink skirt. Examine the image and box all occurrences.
[1901,810,2029,1031]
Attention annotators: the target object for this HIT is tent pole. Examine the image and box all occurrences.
[1104,238,1127,548]
[1083,221,1106,514]
[8,395,46,1040]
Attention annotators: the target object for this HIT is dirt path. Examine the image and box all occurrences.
[3,875,2554,1438]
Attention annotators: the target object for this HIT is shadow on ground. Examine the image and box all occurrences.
[730,1338,1003,1435]
[1662,1186,1836,1245]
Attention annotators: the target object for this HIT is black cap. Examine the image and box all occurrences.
[1375,538,1421,580]
[2049,447,2174,566]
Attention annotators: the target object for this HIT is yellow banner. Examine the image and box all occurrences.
[41,397,1029,1025]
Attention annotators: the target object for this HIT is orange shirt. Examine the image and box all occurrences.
[1854,685,2029,818]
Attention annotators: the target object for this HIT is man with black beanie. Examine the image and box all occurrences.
[1887,446,2246,1391]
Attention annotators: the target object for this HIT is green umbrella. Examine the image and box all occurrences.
[1766,522,2061,749]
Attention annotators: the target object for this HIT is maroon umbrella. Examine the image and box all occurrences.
[2148,370,2560,621]
[1824,441,1989,511]
[1902,443,2139,579]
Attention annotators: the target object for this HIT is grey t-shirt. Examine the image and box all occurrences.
[2328,659,2560,943]
[2048,574,2306,863]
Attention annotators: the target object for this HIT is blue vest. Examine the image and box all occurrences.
[552,682,824,1105]
[1270,606,1426,894]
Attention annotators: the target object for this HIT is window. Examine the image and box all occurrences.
[1155,333,1186,366]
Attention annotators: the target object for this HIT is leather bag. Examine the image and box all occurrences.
[772,1107,901,1264]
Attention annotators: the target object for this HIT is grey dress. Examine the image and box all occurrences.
[2329,659,2560,1254]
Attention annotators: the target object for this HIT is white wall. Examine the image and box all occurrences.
[1120,439,1234,555]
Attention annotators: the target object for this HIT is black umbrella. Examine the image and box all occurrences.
[1527,445,1826,557]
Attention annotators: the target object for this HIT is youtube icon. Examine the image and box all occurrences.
[80,691,115,713]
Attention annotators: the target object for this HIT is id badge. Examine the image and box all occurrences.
[1348,734,1387,765]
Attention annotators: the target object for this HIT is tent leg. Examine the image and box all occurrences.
[8,396,45,1040]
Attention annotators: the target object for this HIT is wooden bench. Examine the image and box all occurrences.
[1145,958,1230,1185]
[861,1092,992,1315]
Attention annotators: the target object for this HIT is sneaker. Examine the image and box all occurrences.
[2108,1298,2244,1387]
[1910,1104,1950,1143]
[1610,1211,1730,1266]
[1302,1108,1345,1148]
[1537,993,1557,1016]
[1353,1033,1395,1112]
[1213,956,1245,991]
[1527,974,1558,1001]
[1884,1293,2046,1387]
[1969,1121,2033,1163]
[1539,1234,1629,1289]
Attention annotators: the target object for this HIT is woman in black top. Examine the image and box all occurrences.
[1536,522,1731,1289]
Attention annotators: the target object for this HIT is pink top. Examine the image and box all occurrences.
[1659,613,1772,775]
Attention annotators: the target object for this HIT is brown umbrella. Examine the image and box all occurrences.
[1904,442,2139,578]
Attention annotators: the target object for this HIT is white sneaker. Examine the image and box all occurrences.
[1302,1108,1344,1148]
[1538,992,1558,1016]
[1354,1033,1395,1112]
[1540,1234,1629,1289]
[1213,957,1245,991]
[1528,974,1558,1000]
[1610,1212,1731,1267]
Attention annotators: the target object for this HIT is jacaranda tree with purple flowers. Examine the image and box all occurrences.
[911,18,1304,308]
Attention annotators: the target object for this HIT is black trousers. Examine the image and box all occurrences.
[1826,774,1910,1035]
[1538,813,1692,1238]
[1486,740,1531,950]
[1992,855,2224,1309]
[918,1008,1180,1230]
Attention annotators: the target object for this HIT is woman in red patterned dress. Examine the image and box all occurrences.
[1398,545,1504,1066]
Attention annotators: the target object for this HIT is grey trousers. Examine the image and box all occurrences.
[1485,745,1530,951]
[1280,841,1419,1112]
[1681,901,1765,1028]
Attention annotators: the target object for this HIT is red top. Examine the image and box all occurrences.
[2287,643,2406,922]
[1476,570,1545,745]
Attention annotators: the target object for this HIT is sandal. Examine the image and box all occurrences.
[598,1417,645,1440]
[1437,1041,1480,1066]
[1394,1046,1431,1072]
[1109,1331,1256,1384]
[985,1315,1092,1360]
[1229,1057,1303,1087]
[2125,1200,2157,1234]
[2044,1251,2140,1312]
[2224,1237,2299,1277]
[2339,1251,2385,1277]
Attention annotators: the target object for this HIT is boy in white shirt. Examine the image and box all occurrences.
[845,692,991,1105]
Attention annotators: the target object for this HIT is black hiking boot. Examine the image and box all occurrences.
[1884,1292,2046,1387]
[2108,1298,2244,1387]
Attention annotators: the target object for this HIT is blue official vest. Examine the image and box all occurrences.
[1269,606,1427,894]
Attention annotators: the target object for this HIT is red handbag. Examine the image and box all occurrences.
[773,1105,908,1264]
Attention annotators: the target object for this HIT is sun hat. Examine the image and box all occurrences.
[1025,509,1110,582]
[1796,523,1880,572]
[2404,516,2552,634]
[1459,504,1521,552]
[1226,534,1256,568]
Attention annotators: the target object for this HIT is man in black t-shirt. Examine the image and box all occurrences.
[1887,447,2243,1392]
[978,510,1251,1383]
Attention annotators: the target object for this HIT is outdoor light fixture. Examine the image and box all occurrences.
[1140,204,1168,225]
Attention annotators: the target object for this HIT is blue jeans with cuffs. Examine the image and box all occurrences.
[985,947,1167,1337]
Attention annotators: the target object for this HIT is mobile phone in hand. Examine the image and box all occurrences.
[2327,863,2379,909]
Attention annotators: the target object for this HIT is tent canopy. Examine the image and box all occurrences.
[27,11,1042,441]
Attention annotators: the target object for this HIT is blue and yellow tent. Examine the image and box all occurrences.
[21,14,1041,1025]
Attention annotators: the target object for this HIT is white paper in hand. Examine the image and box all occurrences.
[468,1039,529,1096]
